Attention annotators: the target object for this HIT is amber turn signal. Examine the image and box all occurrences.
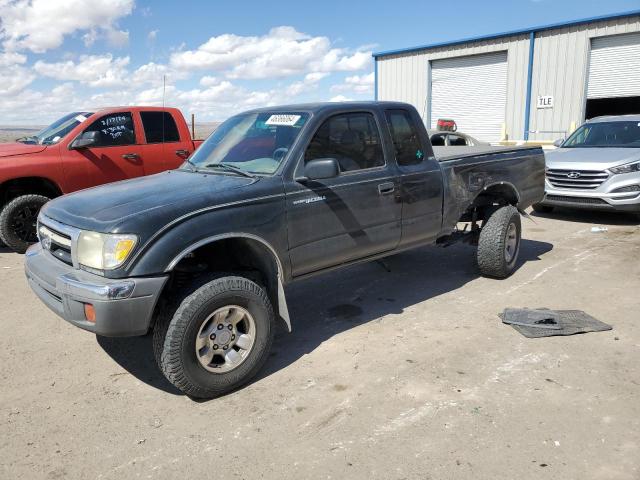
[84,303,96,323]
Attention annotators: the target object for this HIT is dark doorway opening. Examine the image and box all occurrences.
[585,96,640,119]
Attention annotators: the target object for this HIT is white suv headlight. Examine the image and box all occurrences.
[77,231,137,270]
[609,160,640,175]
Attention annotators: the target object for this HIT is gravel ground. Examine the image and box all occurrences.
[0,208,639,480]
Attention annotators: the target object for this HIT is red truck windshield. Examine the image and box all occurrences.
[18,112,94,146]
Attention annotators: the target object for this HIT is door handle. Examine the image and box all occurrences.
[175,149,190,157]
[378,182,395,195]
[121,153,139,161]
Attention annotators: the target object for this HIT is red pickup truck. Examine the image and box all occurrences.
[0,106,203,253]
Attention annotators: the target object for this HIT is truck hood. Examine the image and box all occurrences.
[42,170,257,233]
[546,147,640,171]
[0,142,47,158]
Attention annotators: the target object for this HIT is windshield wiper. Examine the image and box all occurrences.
[184,158,199,172]
[204,162,256,178]
[16,135,39,144]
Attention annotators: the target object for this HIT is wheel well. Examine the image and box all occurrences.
[152,237,282,328]
[0,177,62,206]
[460,183,520,223]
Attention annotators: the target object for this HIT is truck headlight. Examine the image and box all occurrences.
[609,160,640,175]
[77,232,137,270]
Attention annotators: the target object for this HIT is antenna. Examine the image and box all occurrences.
[162,74,166,143]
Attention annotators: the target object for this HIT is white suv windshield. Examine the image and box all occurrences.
[563,121,640,148]
[186,112,309,175]
[17,112,93,145]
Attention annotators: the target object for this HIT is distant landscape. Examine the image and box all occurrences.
[0,122,221,144]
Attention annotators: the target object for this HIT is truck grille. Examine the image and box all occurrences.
[546,169,609,189]
[37,220,74,266]
[545,195,608,205]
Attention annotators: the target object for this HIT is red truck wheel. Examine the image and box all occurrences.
[0,194,49,254]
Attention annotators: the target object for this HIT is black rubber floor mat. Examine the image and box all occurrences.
[500,308,612,338]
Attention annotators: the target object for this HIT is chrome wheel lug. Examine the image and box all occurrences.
[217,324,224,330]
[213,344,218,350]
[227,324,233,330]
[231,334,235,340]
[210,333,216,340]
[223,346,228,350]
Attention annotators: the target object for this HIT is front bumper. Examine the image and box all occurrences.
[540,173,640,213]
[25,243,168,337]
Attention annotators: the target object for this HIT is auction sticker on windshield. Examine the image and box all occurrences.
[265,114,302,126]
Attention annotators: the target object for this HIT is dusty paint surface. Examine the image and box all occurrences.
[1,208,639,479]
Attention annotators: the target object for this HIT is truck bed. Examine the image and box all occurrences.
[435,145,546,235]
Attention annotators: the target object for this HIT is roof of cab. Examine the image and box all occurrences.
[242,101,414,114]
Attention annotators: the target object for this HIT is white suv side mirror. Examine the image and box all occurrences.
[553,138,565,148]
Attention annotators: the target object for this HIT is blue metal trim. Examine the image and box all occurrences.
[374,60,378,100]
[524,32,535,141]
[372,9,640,58]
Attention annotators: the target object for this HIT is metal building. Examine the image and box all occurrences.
[373,10,640,143]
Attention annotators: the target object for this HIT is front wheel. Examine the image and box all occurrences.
[153,275,275,398]
[477,205,521,278]
[0,194,49,253]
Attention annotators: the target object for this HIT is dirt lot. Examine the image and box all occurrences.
[1,208,639,480]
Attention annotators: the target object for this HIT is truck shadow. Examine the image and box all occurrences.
[97,239,552,397]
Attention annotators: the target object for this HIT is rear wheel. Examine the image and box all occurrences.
[477,205,521,278]
[153,275,274,398]
[531,203,553,213]
[0,194,49,253]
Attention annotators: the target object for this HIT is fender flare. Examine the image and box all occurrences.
[165,232,292,332]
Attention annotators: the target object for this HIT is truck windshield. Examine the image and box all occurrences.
[17,112,94,145]
[186,112,309,175]
[563,121,640,148]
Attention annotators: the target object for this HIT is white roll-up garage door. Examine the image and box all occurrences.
[430,51,507,142]
[587,32,640,99]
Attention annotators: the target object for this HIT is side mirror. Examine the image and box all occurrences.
[553,138,565,148]
[70,131,100,149]
[302,158,340,181]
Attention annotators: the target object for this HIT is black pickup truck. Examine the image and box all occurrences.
[25,102,544,398]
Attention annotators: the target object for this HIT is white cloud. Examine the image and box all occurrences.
[33,54,130,88]
[147,30,159,42]
[170,26,371,79]
[0,83,79,123]
[329,95,354,102]
[330,72,375,95]
[0,51,26,67]
[0,64,35,95]
[132,62,187,87]
[0,0,134,53]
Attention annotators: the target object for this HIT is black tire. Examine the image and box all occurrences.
[477,205,521,279]
[0,194,49,253]
[153,275,275,398]
[531,203,553,213]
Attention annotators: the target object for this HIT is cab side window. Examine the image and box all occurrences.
[305,112,384,172]
[430,134,445,146]
[385,109,426,165]
[447,134,468,146]
[140,111,180,143]
[83,112,136,147]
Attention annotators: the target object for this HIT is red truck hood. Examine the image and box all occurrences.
[0,142,47,158]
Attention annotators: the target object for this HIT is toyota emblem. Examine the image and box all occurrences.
[567,171,581,179]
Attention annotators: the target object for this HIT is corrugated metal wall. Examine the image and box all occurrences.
[376,15,640,142]
[377,35,529,141]
[530,17,640,141]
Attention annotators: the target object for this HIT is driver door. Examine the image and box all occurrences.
[63,111,146,190]
[285,111,402,277]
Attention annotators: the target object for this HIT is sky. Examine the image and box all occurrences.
[0,0,639,125]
